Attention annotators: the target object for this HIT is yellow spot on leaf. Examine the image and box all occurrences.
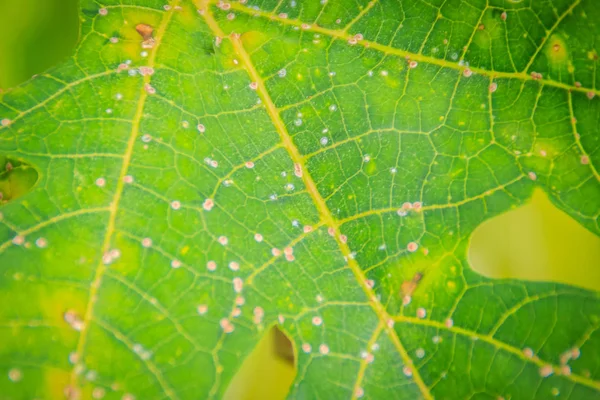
[446,280,457,291]
[545,35,569,65]
[240,31,270,53]
[366,161,377,175]
[117,10,163,60]
[38,285,87,342]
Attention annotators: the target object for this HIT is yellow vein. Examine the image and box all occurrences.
[94,318,177,398]
[245,220,326,284]
[69,2,179,392]
[573,323,600,350]
[336,175,525,226]
[106,271,212,353]
[228,1,599,97]
[0,70,117,129]
[303,127,425,160]
[209,142,284,198]
[199,3,433,398]
[458,2,488,61]
[568,91,600,181]
[394,315,600,391]
[0,207,110,253]
[488,291,568,337]
[342,0,378,34]
[351,322,384,400]
[522,0,582,73]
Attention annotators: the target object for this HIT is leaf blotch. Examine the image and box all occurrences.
[545,35,570,66]
[135,23,154,40]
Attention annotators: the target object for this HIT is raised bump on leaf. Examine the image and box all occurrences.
[468,189,600,291]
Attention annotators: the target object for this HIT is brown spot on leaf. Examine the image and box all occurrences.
[136,23,154,40]
[400,272,423,297]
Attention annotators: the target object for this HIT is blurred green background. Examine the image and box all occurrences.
[0,0,598,398]
[0,0,79,89]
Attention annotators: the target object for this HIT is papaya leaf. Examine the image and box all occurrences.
[1,0,599,399]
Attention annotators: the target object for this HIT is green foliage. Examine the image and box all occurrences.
[1,0,599,399]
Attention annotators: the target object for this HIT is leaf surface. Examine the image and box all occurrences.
[1,0,600,398]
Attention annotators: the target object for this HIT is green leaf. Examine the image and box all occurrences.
[1,0,600,398]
